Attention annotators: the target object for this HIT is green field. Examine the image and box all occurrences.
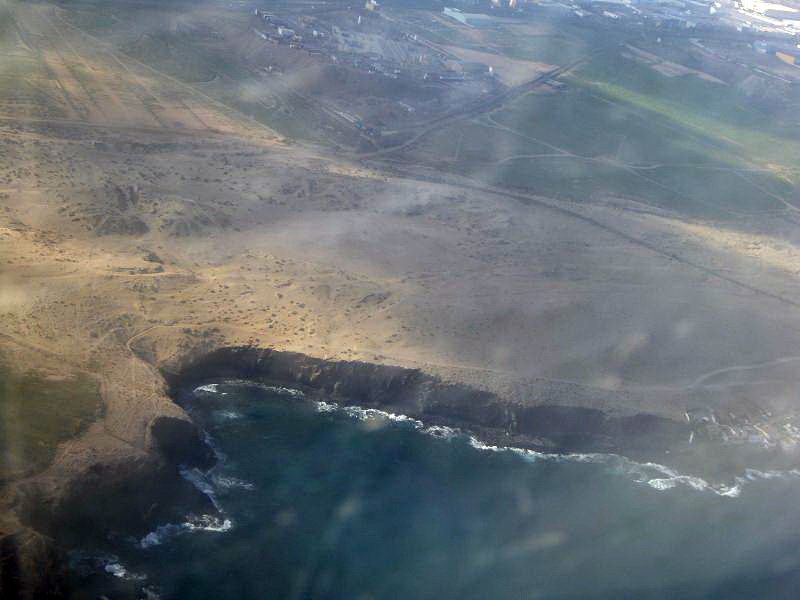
[402,38,799,218]
[0,365,102,482]
[396,20,799,217]
[573,52,800,167]
[52,0,800,217]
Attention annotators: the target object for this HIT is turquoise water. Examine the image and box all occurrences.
[75,380,800,599]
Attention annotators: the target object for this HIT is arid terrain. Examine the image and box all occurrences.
[5,0,800,595]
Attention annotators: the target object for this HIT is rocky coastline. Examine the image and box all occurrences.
[165,346,692,457]
[6,344,800,597]
[2,344,697,598]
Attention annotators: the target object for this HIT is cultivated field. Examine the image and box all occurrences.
[0,1,277,139]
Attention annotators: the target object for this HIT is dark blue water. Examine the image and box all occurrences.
[81,381,800,599]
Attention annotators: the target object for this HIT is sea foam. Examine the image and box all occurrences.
[195,383,225,395]
[202,383,800,502]
[314,399,461,439]
[134,466,235,548]
[180,466,221,511]
[138,515,233,549]
[212,474,256,491]
[195,380,305,399]
[104,561,147,581]
[311,398,785,500]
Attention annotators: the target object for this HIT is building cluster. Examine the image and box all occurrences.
[754,39,800,64]
[252,9,324,49]
[444,0,800,59]
[250,7,496,84]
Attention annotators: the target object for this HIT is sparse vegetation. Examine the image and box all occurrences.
[0,364,101,481]
[401,48,797,217]
[4,3,800,594]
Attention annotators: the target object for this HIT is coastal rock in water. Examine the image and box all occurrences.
[150,416,216,471]
[165,347,689,455]
[20,456,217,547]
[0,524,64,599]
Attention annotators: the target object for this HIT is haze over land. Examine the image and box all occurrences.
[4,0,800,594]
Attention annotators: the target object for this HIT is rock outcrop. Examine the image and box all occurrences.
[166,346,690,455]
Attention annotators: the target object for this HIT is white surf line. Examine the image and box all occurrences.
[137,466,234,549]
[195,380,305,398]
[689,355,800,388]
[312,398,762,498]
[137,382,311,550]
[196,381,800,500]
[138,514,233,549]
[104,560,147,581]
[464,435,750,498]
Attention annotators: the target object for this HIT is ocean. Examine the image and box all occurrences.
[70,380,800,599]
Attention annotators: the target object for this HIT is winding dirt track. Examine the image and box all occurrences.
[690,356,800,388]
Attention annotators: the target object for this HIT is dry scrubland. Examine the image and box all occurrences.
[5,0,800,565]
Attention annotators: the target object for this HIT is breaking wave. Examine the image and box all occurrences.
[137,465,235,549]
[212,474,256,491]
[141,587,162,600]
[68,551,148,583]
[138,515,234,549]
[193,381,305,399]
[312,398,800,499]
[192,382,800,505]
[104,560,147,581]
[195,383,226,395]
[466,435,753,498]
[314,399,461,439]
[192,385,800,503]
[180,466,221,511]
[215,410,243,420]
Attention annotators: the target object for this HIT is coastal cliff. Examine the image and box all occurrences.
[166,346,690,456]
[4,7,800,591]
[2,343,694,598]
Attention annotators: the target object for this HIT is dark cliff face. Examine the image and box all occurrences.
[164,346,690,456]
[150,416,216,471]
[3,417,217,599]
[27,460,215,546]
[3,458,217,599]
[0,528,63,600]
[3,346,690,598]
